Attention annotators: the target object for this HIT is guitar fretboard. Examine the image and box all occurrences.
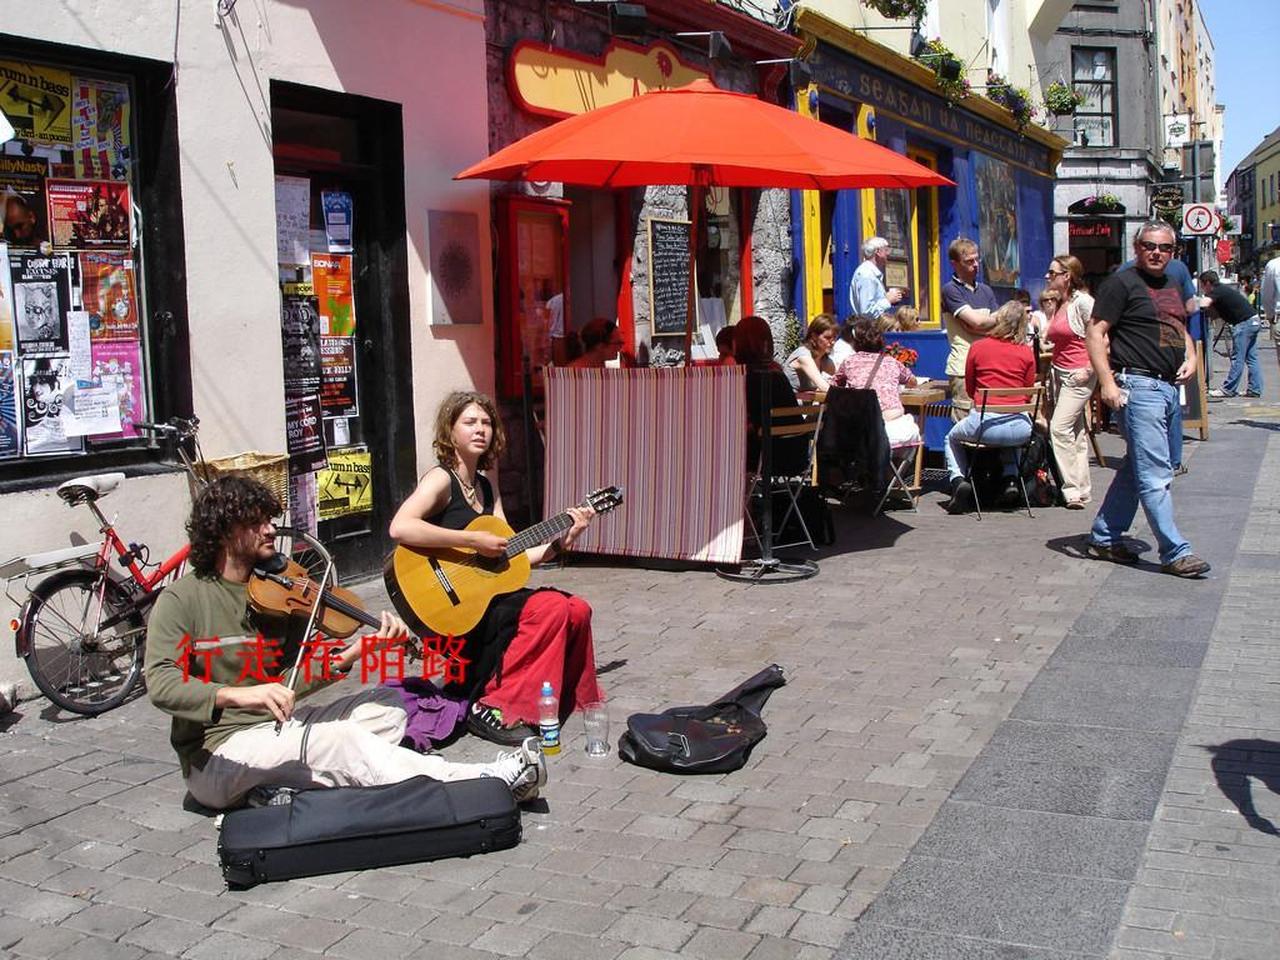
[505,512,574,558]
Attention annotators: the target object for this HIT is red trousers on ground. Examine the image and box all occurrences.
[479,591,603,724]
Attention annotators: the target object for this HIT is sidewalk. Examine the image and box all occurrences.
[0,368,1277,959]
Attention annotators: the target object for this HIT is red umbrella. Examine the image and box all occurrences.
[456,79,952,189]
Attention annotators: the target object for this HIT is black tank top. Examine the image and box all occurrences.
[428,469,494,531]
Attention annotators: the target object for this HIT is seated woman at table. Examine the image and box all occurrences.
[736,315,804,472]
[1042,254,1096,509]
[877,305,921,334]
[783,315,838,393]
[831,318,920,446]
[943,301,1037,515]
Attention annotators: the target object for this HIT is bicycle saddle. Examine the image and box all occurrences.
[57,473,126,504]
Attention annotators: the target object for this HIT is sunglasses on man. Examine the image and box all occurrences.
[1138,240,1175,254]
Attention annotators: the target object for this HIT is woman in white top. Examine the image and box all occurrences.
[783,315,838,393]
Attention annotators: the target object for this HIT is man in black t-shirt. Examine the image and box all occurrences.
[1084,222,1209,578]
[1199,271,1264,398]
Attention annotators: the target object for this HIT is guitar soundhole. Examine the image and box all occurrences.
[475,556,507,574]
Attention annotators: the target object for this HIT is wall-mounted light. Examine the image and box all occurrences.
[756,57,813,90]
[608,3,648,38]
[676,31,732,62]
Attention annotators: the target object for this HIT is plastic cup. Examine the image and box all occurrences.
[583,701,610,757]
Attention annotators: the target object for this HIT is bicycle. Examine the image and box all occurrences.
[3,417,331,716]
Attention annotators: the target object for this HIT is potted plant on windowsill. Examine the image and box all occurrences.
[863,0,928,22]
[1043,81,1085,116]
[914,38,969,103]
[985,74,1033,130]
[1083,192,1123,214]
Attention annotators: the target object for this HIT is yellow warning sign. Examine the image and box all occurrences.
[317,449,372,520]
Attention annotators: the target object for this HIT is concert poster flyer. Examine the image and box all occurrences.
[0,243,14,351]
[20,355,83,456]
[319,335,358,418]
[10,250,76,356]
[281,282,322,397]
[0,350,19,459]
[71,76,132,181]
[0,156,51,248]
[47,179,131,248]
[317,448,373,520]
[0,61,72,146]
[80,251,139,340]
[310,252,356,336]
[87,338,146,440]
[285,393,328,473]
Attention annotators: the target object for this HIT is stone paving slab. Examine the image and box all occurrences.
[2,381,1277,959]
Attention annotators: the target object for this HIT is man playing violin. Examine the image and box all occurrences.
[144,475,546,810]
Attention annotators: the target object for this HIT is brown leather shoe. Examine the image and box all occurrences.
[1086,541,1140,565]
[1161,554,1210,578]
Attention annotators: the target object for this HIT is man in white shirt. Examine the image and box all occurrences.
[849,237,904,319]
[1261,255,1280,341]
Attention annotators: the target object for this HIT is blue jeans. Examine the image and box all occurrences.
[1223,317,1263,395]
[1090,374,1191,565]
[945,411,1032,481]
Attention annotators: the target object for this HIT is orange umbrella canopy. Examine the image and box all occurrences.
[457,79,953,190]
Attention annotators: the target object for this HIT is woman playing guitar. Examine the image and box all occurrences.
[388,391,604,745]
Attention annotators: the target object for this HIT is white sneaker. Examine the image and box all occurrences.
[482,736,547,802]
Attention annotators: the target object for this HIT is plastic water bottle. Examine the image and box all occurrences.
[538,681,561,755]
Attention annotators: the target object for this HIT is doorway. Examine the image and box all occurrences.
[270,82,414,578]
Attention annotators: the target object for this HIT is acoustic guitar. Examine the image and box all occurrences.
[383,486,623,637]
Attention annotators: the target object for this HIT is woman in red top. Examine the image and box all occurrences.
[1043,255,1097,509]
[389,391,604,745]
[944,301,1037,514]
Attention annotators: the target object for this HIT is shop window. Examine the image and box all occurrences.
[696,186,741,334]
[1072,47,1117,148]
[0,44,187,485]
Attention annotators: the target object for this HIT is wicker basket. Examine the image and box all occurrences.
[198,452,291,513]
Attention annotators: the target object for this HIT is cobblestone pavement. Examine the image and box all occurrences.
[1,371,1277,959]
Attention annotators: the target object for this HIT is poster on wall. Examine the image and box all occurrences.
[0,62,72,146]
[317,448,372,520]
[80,251,139,340]
[285,393,327,473]
[281,281,321,396]
[321,191,353,253]
[973,153,1020,288]
[319,335,358,418]
[427,210,482,325]
[0,350,19,459]
[47,179,131,248]
[71,76,132,181]
[20,356,83,456]
[88,338,146,439]
[10,250,76,355]
[0,243,13,350]
[288,470,318,537]
[275,175,311,267]
[311,253,356,336]
[0,157,50,247]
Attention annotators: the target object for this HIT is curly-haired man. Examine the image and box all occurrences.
[145,475,545,810]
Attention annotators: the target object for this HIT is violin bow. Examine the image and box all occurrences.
[273,553,336,735]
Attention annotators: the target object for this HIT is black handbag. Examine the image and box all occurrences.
[618,664,786,774]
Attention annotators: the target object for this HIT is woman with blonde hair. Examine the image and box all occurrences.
[783,314,839,393]
[1042,254,1096,508]
[943,300,1037,514]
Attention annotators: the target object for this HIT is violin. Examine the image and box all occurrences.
[248,553,391,640]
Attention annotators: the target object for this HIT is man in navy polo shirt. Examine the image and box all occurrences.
[1085,221,1209,578]
[941,238,999,422]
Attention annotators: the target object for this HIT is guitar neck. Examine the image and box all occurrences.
[505,512,574,558]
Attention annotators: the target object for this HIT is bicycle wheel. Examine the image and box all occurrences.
[21,569,145,716]
[272,526,337,586]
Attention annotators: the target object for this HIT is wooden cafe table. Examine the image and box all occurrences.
[801,380,947,493]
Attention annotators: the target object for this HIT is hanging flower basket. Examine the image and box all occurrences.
[1083,193,1123,213]
[985,74,1033,130]
[914,38,969,103]
[863,0,928,22]
[1043,81,1085,116]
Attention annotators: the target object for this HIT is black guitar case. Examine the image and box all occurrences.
[217,775,520,888]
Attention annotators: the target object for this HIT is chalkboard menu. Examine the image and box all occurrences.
[647,217,692,335]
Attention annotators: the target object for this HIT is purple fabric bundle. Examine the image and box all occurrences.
[381,678,469,751]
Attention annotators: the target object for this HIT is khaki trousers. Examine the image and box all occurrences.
[186,686,493,810]
[949,376,972,422]
[1049,366,1097,504]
